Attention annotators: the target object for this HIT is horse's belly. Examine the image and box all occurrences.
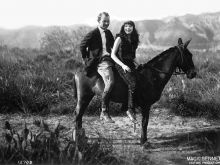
[110,82,128,103]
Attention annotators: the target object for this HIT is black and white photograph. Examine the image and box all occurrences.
[0,0,220,164]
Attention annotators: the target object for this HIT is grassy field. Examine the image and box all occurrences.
[0,30,220,164]
[0,45,219,117]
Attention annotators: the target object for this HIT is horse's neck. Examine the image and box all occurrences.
[156,50,178,74]
[162,56,178,88]
[143,48,179,87]
[160,51,178,82]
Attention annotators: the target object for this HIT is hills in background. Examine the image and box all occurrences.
[1,11,220,50]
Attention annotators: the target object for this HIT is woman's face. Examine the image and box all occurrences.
[124,24,133,34]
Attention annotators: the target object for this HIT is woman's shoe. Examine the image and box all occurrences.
[100,112,115,123]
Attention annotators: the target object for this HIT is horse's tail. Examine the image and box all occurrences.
[64,58,84,100]
[72,74,77,99]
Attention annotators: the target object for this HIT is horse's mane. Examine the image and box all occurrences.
[142,47,176,68]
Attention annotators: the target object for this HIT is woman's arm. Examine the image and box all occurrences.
[111,37,131,72]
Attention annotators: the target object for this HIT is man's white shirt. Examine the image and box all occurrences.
[98,26,110,57]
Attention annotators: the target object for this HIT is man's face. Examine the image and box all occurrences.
[98,14,110,30]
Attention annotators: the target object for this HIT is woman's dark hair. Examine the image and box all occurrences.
[118,20,140,49]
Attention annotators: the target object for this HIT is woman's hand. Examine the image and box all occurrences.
[122,65,131,73]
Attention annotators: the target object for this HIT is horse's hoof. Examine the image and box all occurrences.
[142,142,151,150]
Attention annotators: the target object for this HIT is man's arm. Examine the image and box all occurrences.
[80,30,93,59]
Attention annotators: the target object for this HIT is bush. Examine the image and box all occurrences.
[0,46,75,114]
[40,26,91,60]
[160,68,220,118]
[0,121,120,165]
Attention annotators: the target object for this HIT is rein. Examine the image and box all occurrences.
[143,46,185,75]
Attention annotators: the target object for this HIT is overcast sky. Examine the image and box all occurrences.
[0,0,220,29]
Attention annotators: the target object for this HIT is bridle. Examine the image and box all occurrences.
[175,44,186,75]
[176,44,185,67]
[145,45,186,75]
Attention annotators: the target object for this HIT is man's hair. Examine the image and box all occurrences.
[97,12,109,22]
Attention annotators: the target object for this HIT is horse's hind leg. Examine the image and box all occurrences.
[74,94,94,129]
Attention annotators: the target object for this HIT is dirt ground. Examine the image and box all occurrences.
[1,108,220,165]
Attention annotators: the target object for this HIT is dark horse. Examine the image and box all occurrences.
[72,38,196,144]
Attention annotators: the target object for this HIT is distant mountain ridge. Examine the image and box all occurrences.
[0,26,46,49]
[0,11,220,50]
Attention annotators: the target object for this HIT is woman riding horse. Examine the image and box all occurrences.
[73,38,196,145]
[111,20,140,124]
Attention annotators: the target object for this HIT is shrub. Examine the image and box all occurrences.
[161,70,220,118]
[0,121,120,165]
[0,47,75,114]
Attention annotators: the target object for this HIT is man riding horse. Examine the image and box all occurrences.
[76,35,196,144]
[80,12,115,123]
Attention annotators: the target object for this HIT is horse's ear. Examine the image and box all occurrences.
[184,39,192,49]
[178,38,183,45]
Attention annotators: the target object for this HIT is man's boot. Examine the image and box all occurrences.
[100,90,115,123]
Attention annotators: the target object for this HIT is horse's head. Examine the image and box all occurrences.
[176,38,196,79]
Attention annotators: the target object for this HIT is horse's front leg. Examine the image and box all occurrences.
[140,106,150,145]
